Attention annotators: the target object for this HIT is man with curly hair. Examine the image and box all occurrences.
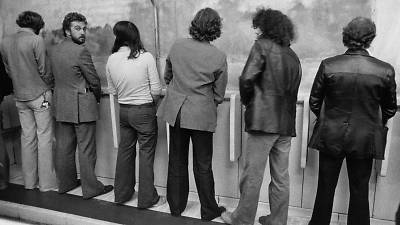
[49,12,113,199]
[157,7,227,221]
[307,17,396,225]
[221,8,301,225]
[0,11,57,192]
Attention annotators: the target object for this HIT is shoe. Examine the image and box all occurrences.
[202,206,227,221]
[171,212,181,217]
[84,185,113,200]
[115,197,132,205]
[221,210,233,224]
[58,179,81,194]
[151,196,166,207]
[258,215,271,225]
[0,183,7,190]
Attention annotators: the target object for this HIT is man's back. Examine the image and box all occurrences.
[318,50,395,123]
[240,39,302,137]
[0,29,49,101]
[166,38,226,98]
[50,39,100,123]
[309,49,397,158]
[50,39,87,92]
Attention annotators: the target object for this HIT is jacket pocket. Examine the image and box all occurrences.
[78,92,98,122]
[371,125,388,160]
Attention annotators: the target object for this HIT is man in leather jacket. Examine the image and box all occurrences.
[222,8,301,225]
[308,17,397,225]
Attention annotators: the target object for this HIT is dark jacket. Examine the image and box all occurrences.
[0,54,13,103]
[240,39,302,137]
[157,38,228,132]
[309,49,397,159]
[49,39,101,123]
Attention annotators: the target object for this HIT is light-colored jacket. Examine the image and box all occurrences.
[0,28,52,101]
[157,38,228,132]
[49,39,101,123]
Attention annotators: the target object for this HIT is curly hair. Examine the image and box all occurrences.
[16,11,45,35]
[252,8,294,47]
[189,8,222,42]
[62,12,87,37]
[342,17,376,49]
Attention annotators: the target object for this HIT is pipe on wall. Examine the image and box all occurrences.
[150,0,161,76]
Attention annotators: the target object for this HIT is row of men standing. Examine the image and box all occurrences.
[1,7,400,225]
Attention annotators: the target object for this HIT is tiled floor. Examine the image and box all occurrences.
[7,165,395,225]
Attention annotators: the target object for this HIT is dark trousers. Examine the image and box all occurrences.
[0,112,9,188]
[309,152,373,225]
[55,121,104,199]
[396,203,400,225]
[114,103,159,208]
[167,114,220,220]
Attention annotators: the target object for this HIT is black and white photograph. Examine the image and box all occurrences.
[0,0,399,224]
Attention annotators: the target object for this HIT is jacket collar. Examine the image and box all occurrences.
[18,27,36,35]
[344,48,370,56]
[62,37,85,46]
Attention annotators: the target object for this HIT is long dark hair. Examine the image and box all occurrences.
[111,21,146,59]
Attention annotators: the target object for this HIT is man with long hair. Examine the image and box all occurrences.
[307,17,396,225]
[49,12,113,199]
[0,11,57,192]
[222,8,301,225]
[106,21,164,208]
[157,7,228,221]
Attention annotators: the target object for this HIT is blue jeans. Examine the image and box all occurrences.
[232,133,291,225]
[15,90,57,191]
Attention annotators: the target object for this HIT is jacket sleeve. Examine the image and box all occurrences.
[164,55,173,85]
[213,57,228,105]
[78,48,101,103]
[239,41,264,106]
[309,61,326,117]
[34,37,54,86]
[381,66,397,125]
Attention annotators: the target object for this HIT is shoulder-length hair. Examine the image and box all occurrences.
[252,8,295,47]
[189,8,222,42]
[111,21,146,59]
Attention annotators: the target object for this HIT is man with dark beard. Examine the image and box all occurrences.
[49,12,113,199]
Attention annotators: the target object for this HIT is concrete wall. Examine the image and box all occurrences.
[0,0,377,93]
